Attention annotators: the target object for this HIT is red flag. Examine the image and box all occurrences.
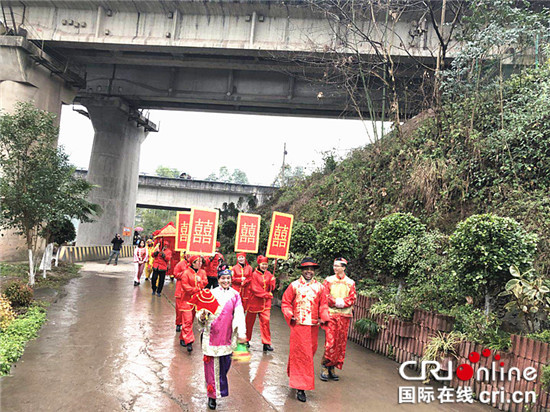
[175,211,191,251]
[266,212,294,260]
[234,213,261,253]
[187,208,220,256]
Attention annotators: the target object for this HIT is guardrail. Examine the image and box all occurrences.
[58,245,134,263]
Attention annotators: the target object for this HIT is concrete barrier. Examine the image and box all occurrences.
[58,245,134,263]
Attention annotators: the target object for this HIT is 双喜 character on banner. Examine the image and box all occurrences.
[177,255,207,352]
[320,257,357,382]
[194,265,247,410]
[281,257,329,403]
[231,252,252,307]
[245,256,276,351]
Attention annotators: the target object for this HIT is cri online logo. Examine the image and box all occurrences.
[399,348,538,383]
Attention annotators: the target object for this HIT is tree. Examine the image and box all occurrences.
[0,102,100,285]
[450,213,538,314]
[290,222,318,255]
[42,218,76,245]
[206,166,249,184]
[315,220,360,270]
[135,208,177,236]
[155,165,180,178]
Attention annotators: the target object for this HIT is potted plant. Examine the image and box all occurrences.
[422,331,465,373]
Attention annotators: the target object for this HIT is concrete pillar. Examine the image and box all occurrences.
[0,37,77,261]
[76,98,148,246]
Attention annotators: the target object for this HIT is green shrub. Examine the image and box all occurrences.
[354,318,379,337]
[221,219,237,238]
[315,220,360,266]
[0,295,15,331]
[42,218,76,245]
[451,305,511,350]
[527,329,550,344]
[3,281,33,307]
[0,304,46,375]
[369,213,426,280]
[449,214,538,304]
[542,364,550,391]
[290,222,318,254]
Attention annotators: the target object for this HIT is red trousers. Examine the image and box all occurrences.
[323,314,351,369]
[245,309,271,344]
[179,309,195,344]
[287,324,319,391]
[175,297,184,326]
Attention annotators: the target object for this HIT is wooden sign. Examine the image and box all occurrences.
[234,213,261,253]
[175,211,191,251]
[266,212,294,260]
[187,207,220,256]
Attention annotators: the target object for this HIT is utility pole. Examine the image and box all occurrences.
[277,143,288,186]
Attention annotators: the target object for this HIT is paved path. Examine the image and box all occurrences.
[0,259,492,412]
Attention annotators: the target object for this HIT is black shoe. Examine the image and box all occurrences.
[328,366,340,381]
[263,344,273,352]
[180,339,186,347]
[133,281,138,286]
[246,342,250,349]
[176,325,182,332]
[187,342,193,352]
[297,390,306,402]
[137,282,140,285]
[156,292,161,297]
[152,291,156,295]
[320,366,329,382]
[145,278,149,281]
[208,397,216,410]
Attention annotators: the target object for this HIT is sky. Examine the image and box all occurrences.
[58,105,380,186]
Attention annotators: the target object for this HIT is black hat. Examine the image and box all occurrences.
[300,257,319,269]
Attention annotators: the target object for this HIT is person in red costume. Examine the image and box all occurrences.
[320,257,357,382]
[151,243,172,297]
[231,252,253,303]
[281,257,330,403]
[173,255,190,333]
[178,255,208,352]
[245,255,276,352]
[205,241,224,289]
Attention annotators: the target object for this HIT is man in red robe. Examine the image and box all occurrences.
[231,252,252,306]
[177,255,207,352]
[245,255,276,351]
[321,257,357,381]
[281,257,329,403]
[173,255,190,332]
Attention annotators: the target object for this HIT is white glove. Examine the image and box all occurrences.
[335,298,345,309]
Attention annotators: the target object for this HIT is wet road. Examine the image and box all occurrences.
[0,259,492,412]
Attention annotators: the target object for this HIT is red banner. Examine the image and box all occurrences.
[175,211,191,251]
[234,213,261,253]
[187,208,220,256]
[266,212,294,260]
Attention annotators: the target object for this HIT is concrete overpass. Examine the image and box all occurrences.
[0,0,456,247]
[73,169,276,211]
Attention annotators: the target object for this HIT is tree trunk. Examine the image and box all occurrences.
[28,249,35,286]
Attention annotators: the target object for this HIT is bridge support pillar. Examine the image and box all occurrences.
[0,36,77,261]
[76,98,150,246]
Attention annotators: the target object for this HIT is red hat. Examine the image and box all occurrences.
[257,255,268,264]
[189,255,201,265]
[236,252,247,258]
[300,257,319,269]
[189,289,220,315]
[216,241,221,247]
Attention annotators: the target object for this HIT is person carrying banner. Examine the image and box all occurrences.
[320,257,357,382]
[133,239,148,286]
[144,238,155,281]
[205,242,224,289]
[193,265,247,410]
[231,252,252,303]
[151,243,172,297]
[173,255,190,332]
[281,257,330,403]
[245,256,276,351]
[178,255,208,352]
